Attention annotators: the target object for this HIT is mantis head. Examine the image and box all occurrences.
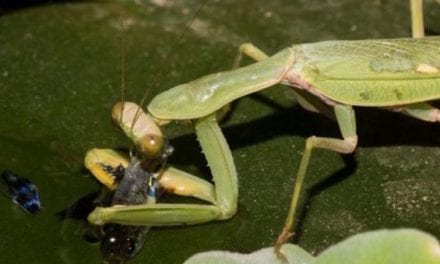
[112,101,173,161]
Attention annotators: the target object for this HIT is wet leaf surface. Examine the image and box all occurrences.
[0,0,439,263]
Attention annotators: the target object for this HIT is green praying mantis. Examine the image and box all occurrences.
[85,0,439,258]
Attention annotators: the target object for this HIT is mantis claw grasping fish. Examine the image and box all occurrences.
[84,0,439,259]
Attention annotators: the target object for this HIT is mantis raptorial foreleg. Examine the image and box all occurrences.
[85,148,216,203]
[160,167,216,204]
[88,114,238,226]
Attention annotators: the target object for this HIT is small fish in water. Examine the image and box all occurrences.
[1,170,41,215]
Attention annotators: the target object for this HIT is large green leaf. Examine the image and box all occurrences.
[184,229,440,264]
[0,1,439,263]
[184,244,313,264]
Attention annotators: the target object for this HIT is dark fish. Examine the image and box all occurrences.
[101,142,173,264]
[101,158,153,264]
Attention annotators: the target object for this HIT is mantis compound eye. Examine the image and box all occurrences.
[140,138,174,172]
[137,134,164,158]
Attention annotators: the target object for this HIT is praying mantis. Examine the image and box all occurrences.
[84,0,439,260]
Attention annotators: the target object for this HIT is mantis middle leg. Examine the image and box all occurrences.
[233,44,358,252]
[275,104,358,253]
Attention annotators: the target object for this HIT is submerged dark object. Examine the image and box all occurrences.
[1,170,41,215]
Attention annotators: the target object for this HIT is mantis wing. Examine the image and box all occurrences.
[293,37,440,106]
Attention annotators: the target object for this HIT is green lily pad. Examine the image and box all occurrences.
[315,229,440,264]
[184,244,313,264]
[184,229,440,264]
[0,1,439,263]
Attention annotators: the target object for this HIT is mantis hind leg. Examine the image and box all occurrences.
[400,102,440,122]
[275,104,358,255]
[410,0,424,38]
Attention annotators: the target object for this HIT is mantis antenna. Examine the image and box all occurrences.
[129,0,209,131]
[119,16,126,125]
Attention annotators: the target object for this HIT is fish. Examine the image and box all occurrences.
[1,170,41,215]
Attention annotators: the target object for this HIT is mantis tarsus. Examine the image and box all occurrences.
[84,0,439,259]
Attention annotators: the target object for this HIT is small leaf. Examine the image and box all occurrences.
[184,229,440,264]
